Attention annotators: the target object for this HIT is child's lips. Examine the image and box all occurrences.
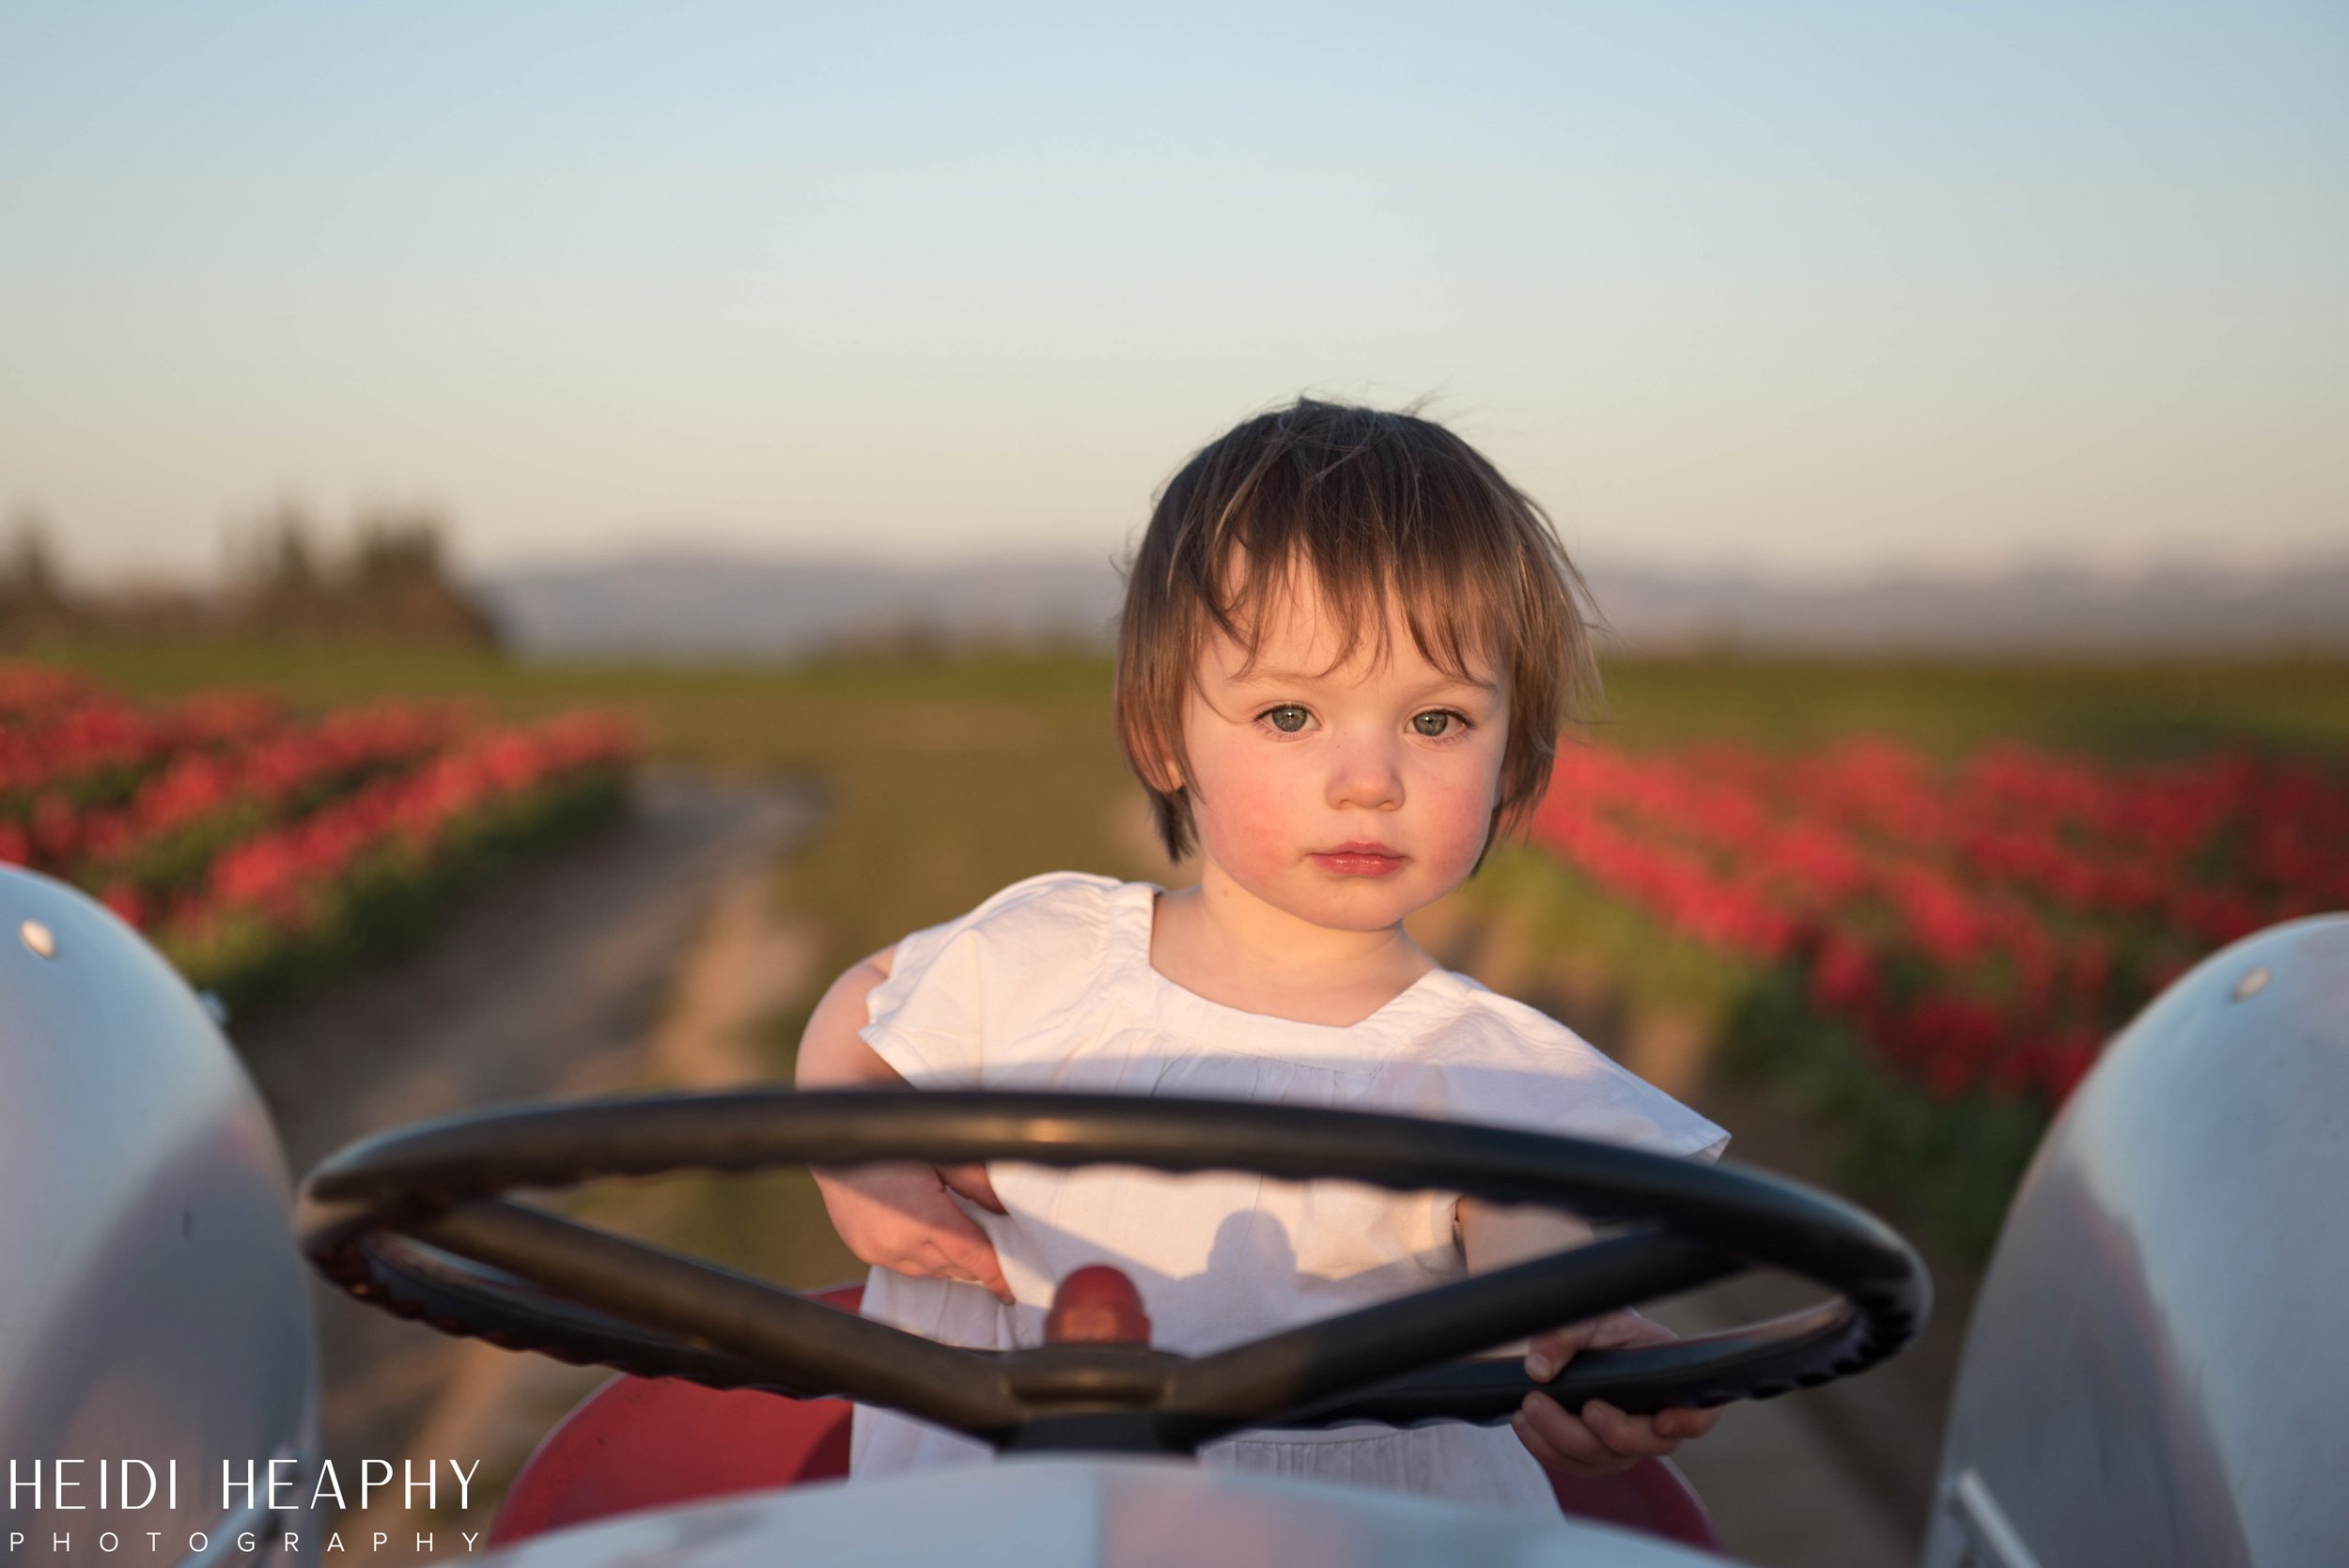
[1309,847,1408,877]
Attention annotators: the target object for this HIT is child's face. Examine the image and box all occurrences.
[1174,569,1509,938]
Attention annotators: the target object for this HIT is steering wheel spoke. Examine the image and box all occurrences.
[1164,1229,1739,1436]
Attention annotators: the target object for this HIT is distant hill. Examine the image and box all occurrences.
[1586,557,2349,656]
[477,550,1128,660]
[473,547,2349,660]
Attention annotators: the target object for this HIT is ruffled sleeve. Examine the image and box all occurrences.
[857,869,1123,1088]
[1373,987,1730,1165]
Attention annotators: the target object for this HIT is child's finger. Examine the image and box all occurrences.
[1517,1393,1623,1473]
[1580,1400,1682,1461]
[939,1161,1007,1214]
[1655,1404,1722,1441]
[930,1229,1016,1304]
[1583,1310,1669,1350]
[1524,1322,1597,1381]
[911,1238,1003,1299]
[1509,1407,1574,1473]
[1525,1309,1657,1378]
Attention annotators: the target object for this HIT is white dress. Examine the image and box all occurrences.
[848,870,1731,1514]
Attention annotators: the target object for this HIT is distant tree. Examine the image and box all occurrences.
[0,508,75,645]
[347,504,503,649]
[350,506,453,586]
[1,508,65,605]
[226,499,325,597]
[213,498,500,650]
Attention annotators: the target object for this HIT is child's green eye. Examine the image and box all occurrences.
[1261,705,1311,734]
[1413,710,1470,738]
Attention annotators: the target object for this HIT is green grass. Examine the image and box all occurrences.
[35,638,2349,763]
[32,638,2349,751]
[1594,654,2349,755]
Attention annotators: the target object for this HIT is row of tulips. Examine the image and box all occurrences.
[1,663,636,1007]
[1528,739,2343,1108]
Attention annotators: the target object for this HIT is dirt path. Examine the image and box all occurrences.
[232,770,821,1556]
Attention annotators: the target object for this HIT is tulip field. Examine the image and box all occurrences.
[1507,735,2348,1251]
[0,661,634,1009]
[1532,739,2344,1101]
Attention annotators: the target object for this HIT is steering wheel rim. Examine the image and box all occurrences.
[295,1088,1931,1454]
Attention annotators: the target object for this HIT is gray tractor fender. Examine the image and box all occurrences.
[1924,914,2349,1568]
[2,866,319,1567]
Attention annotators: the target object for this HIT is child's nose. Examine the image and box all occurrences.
[1326,737,1406,809]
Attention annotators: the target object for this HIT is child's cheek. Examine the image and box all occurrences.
[1400,769,1499,884]
[1214,768,1300,874]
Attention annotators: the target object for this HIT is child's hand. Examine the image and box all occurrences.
[1512,1310,1721,1477]
[810,1159,1016,1304]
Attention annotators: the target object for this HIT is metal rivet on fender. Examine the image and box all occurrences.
[19,919,55,959]
[2232,967,2270,1001]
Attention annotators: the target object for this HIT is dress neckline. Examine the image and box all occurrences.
[1113,880,1465,1063]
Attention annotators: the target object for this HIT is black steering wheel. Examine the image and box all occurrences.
[294,1089,1929,1455]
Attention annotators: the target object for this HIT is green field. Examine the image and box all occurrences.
[23,638,2349,1268]
[49,639,2349,754]
[33,636,2349,1033]
[40,637,2348,970]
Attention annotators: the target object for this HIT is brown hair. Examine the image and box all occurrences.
[1113,397,1604,872]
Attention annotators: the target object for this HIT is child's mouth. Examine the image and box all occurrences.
[1309,851,1408,877]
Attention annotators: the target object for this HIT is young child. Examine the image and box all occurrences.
[796,398,1730,1514]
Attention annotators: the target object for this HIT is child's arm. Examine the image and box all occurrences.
[797,945,1015,1303]
[1456,1199,1722,1476]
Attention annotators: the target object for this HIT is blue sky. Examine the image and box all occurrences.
[2,2,2342,584]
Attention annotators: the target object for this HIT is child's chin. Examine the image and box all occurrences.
[1295,885,1422,927]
